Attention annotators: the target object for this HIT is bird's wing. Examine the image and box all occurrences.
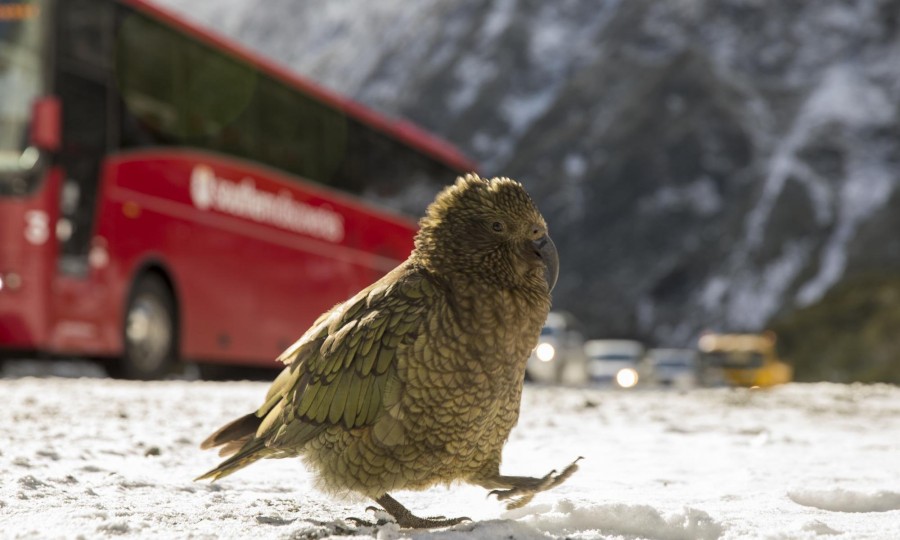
[256,264,436,449]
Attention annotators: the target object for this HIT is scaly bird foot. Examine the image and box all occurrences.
[374,494,471,529]
[489,457,582,510]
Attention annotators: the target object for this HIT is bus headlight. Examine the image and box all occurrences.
[616,367,639,388]
[535,342,555,362]
[0,272,22,292]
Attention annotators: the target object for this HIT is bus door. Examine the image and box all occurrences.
[48,0,117,353]
[55,0,113,275]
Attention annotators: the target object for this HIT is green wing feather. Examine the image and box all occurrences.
[198,263,435,481]
[264,264,434,445]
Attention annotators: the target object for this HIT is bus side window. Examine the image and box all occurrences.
[116,11,183,147]
[255,76,347,186]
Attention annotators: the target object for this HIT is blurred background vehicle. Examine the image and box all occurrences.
[641,348,698,389]
[525,312,587,385]
[697,332,793,388]
[583,339,644,389]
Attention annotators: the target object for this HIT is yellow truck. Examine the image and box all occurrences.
[697,332,793,388]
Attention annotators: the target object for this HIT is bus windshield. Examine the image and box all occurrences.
[0,0,44,188]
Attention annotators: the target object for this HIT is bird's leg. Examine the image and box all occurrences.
[373,493,470,529]
[481,457,582,510]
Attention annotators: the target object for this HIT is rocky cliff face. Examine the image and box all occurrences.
[155,0,900,359]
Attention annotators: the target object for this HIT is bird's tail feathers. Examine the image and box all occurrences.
[197,413,268,481]
[200,413,261,452]
[195,437,270,481]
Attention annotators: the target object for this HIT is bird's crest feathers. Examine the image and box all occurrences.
[417,173,538,232]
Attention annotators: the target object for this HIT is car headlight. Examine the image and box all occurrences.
[535,342,555,362]
[616,368,639,388]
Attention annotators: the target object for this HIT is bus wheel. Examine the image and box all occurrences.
[109,274,177,380]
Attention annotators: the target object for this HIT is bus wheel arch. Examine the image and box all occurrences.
[107,264,180,380]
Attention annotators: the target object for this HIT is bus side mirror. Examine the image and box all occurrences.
[30,96,62,153]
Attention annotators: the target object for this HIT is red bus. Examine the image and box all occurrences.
[0,0,475,379]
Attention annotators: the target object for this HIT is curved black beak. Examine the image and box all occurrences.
[533,234,559,292]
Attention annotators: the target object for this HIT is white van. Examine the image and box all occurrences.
[584,339,645,388]
[525,312,587,385]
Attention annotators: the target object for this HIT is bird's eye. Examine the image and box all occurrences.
[492,221,504,232]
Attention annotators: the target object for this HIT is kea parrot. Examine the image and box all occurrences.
[197,173,578,528]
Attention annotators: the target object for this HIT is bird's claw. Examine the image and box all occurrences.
[357,508,461,528]
[490,457,583,510]
[345,516,378,527]
[356,506,393,526]
[373,494,471,529]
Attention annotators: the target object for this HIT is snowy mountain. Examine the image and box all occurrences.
[151,0,900,379]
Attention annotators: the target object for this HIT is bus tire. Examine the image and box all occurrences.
[108,273,178,380]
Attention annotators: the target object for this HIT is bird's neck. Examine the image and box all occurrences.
[410,257,551,364]
[446,274,550,364]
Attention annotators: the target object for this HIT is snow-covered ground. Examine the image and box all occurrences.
[1,361,899,539]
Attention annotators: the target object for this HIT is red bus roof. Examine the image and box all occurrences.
[125,0,478,174]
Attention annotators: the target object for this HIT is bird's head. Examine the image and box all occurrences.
[414,174,558,294]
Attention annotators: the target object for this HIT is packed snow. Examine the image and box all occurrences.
[1,361,898,539]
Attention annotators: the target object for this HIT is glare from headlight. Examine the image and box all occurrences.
[0,272,22,291]
[535,343,555,362]
[616,368,639,388]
